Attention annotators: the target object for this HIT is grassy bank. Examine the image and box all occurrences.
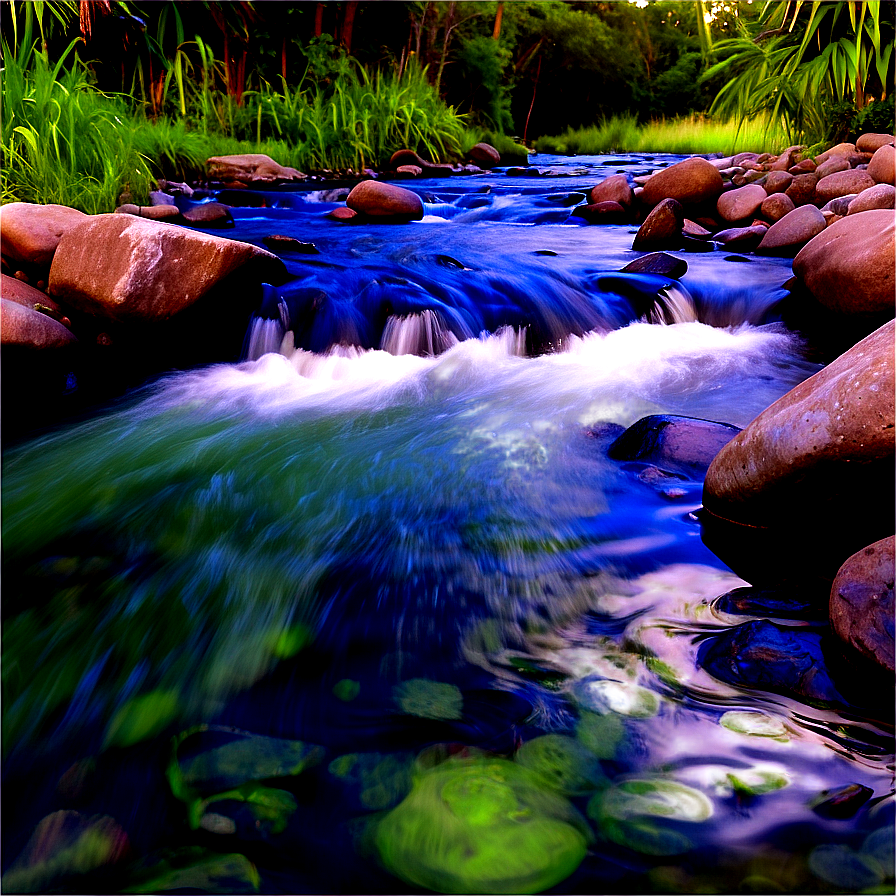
[534,115,793,157]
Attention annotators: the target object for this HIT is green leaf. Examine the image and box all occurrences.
[104,690,180,749]
[393,678,463,721]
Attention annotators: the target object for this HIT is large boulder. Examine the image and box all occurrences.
[468,142,500,168]
[590,174,634,209]
[716,184,767,222]
[814,170,876,204]
[760,192,795,222]
[703,320,894,540]
[1,273,64,316]
[856,133,894,153]
[207,154,305,185]
[1,298,76,349]
[792,210,895,316]
[0,202,89,267]
[847,183,895,215]
[867,144,895,185]
[639,157,723,208]
[48,214,284,323]
[632,198,683,249]
[829,536,895,674]
[346,180,424,220]
[756,205,825,256]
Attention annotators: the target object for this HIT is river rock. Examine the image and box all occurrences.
[763,170,793,195]
[703,320,895,536]
[0,202,89,268]
[713,225,767,249]
[792,210,895,315]
[867,144,895,185]
[619,252,687,279]
[814,142,857,164]
[346,181,424,220]
[756,205,825,256]
[716,184,767,222]
[181,202,234,227]
[815,170,876,204]
[396,165,423,178]
[468,143,500,168]
[1,273,62,314]
[207,154,305,185]
[830,536,895,674]
[788,159,816,175]
[48,214,284,323]
[823,195,857,217]
[115,203,181,222]
[639,157,723,208]
[847,184,895,214]
[632,198,683,249]
[390,149,427,169]
[1,298,77,349]
[770,145,804,170]
[856,133,894,153]
[571,201,628,224]
[760,192,795,222]
[590,174,634,209]
[815,156,850,179]
[784,173,818,206]
[682,219,711,237]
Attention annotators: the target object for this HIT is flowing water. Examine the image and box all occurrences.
[2,155,893,895]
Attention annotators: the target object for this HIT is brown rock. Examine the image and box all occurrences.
[763,170,794,195]
[757,205,826,256]
[590,174,634,209]
[792,209,895,316]
[815,170,876,204]
[345,181,424,219]
[704,320,895,529]
[395,165,423,177]
[468,142,500,168]
[1,272,59,312]
[326,207,358,221]
[784,173,818,206]
[830,536,895,674]
[619,252,687,279]
[788,159,817,175]
[770,145,805,170]
[632,198,684,249]
[115,203,181,222]
[181,203,234,227]
[731,152,759,167]
[207,154,305,185]
[847,184,895,215]
[390,149,426,169]
[48,214,284,323]
[856,133,895,153]
[639,157,723,208]
[815,156,851,179]
[717,184,767,222]
[1,298,77,348]
[571,201,628,224]
[682,219,712,238]
[713,225,767,249]
[814,142,857,164]
[0,203,89,267]
[760,192,795,222]
[867,144,895,185]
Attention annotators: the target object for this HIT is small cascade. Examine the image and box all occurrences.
[245,316,286,360]
[381,309,460,356]
[647,284,699,325]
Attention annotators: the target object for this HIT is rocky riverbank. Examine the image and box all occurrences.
[2,135,894,682]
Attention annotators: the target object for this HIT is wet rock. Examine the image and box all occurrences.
[390,148,426,169]
[792,210,895,315]
[207,153,305,185]
[115,203,181,222]
[619,252,687,279]
[48,214,284,323]
[867,143,895,185]
[468,142,500,168]
[713,225,767,249]
[590,174,634,209]
[639,157,723,208]
[763,170,793,194]
[829,536,895,674]
[810,784,874,819]
[847,183,895,214]
[0,202,89,267]
[326,207,358,221]
[703,321,894,537]
[756,205,825,256]
[346,180,424,220]
[682,219,712,238]
[608,415,741,476]
[1,298,77,349]
[571,200,628,223]
[181,202,234,227]
[784,173,818,206]
[815,155,851,179]
[823,195,857,217]
[262,235,319,254]
[759,192,795,222]
[815,170,876,204]
[149,189,175,206]
[856,133,895,153]
[716,184,767,223]
[632,198,683,250]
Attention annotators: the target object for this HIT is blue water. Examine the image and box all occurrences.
[2,155,892,895]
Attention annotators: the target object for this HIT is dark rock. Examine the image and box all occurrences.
[571,201,628,224]
[181,202,234,227]
[810,784,874,819]
[619,252,687,279]
[589,174,634,209]
[632,198,683,250]
[261,235,320,254]
[763,170,794,195]
[468,142,500,168]
[390,148,426,169]
[784,173,818,206]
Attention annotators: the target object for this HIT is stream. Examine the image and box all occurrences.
[2,154,893,895]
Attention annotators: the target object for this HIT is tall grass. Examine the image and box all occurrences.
[534,114,793,157]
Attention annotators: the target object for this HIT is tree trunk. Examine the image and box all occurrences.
[340,1,358,53]
[434,1,456,93]
[493,1,503,40]
[313,2,324,38]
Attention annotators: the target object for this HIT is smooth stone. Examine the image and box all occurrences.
[815,170,876,204]
[0,202,89,267]
[830,536,895,674]
[717,184,767,222]
[792,210,895,315]
[1,298,76,349]
[395,165,423,177]
[784,173,818,206]
[345,181,424,219]
[763,170,793,195]
[814,142,857,164]
[815,156,850,179]
[856,133,895,153]
[867,144,895,185]
[704,320,895,530]
[207,153,305,184]
[48,214,284,323]
[760,192,795,222]
[709,156,734,170]
[770,145,805,170]
[181,203,234,227]
[390,148,426,169]
[632,198,683,249]
[1,273,62,314]
[590,174,634,209]
[619,252,688,279]
[787,159,816,174]
[713,224,767,249]
[115,203,181,221]
[468,142,500,167]
[682,218,712,237]
[571,200,628,223]
[731,151,759,167]
[756,204,825,256]
[326,207,358,221]
[149,190,175,206]
[608,414,741,475]
[639,157,723,208]
[847,184,895,214]
[822,195,858,217]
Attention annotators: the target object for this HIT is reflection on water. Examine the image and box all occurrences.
[2,155,893,894]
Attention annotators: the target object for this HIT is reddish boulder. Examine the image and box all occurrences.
[756,205,825,256]
[815,156,850,179]
[717,184,767,222]
[639,157,723,208]
[868,144,895,185]
[847,184,895,215]
[345,181,424,219]
[468,143,500,168]
[763,170,794,195]
[856,133,894,153]
[0,202,89,267]
[815,170,876,204]
[632,198,683,249]
[572,201,628,224]
[590,174,634,209]
[1,298,76,349]
[207,154,305,185]
[760,192,795,222]
[814,142,857,164]
[784,173,818,206]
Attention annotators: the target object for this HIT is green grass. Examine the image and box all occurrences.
[534,114,793,157]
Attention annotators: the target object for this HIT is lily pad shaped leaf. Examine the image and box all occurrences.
[515,734,607,795]
[394,678,463,721]
[720,711,788,739]
[375,754,588,894]
[571,677,660,717]
[808,844,887,890]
